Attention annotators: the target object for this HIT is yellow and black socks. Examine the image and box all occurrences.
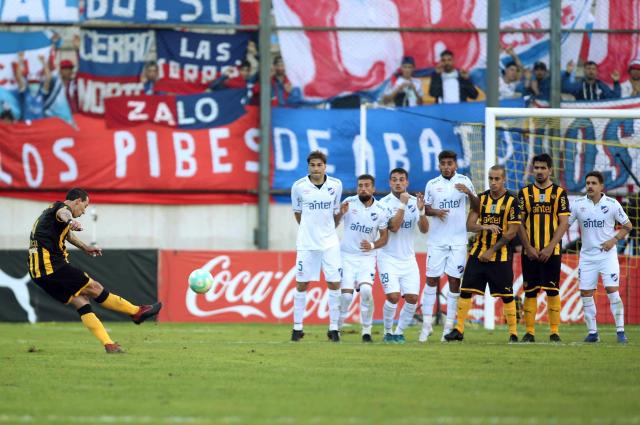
[503,299,518,336]
[455,295,472,333]
[95,289,139,316]
[77,304,113,346]
[547,294,561,335]
[524,295,537,335]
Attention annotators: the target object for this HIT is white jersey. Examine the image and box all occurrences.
[378,193,421,260]
[569,194,630,258]
[340,196,388,256]
[291,175,343,250]
[424,173,475,247]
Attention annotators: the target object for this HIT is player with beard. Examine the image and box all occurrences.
[517,153,570,342]
[337,174,389,342]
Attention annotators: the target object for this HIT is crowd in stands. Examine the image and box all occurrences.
[2,30,640,123]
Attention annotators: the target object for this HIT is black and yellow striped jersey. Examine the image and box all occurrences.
[28,202,72,279]
[469,190,521,262]
[518,183,570,255]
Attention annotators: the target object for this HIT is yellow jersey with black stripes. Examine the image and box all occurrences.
[28,202,72,279]
[518,183,570,255]
[469,190,521,262]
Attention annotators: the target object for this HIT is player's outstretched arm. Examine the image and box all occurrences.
[66,231,102,257]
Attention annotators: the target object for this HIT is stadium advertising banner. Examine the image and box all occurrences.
[77,29,152,116]
[0,250,157,322]
[158,250,639,324]
[273,0,639,101]
[83,0,239,24]
[0,108,260,203]
[272,100,522,194]
[0,0,79,23]
[104,89,247,129]
[155,30,253,95]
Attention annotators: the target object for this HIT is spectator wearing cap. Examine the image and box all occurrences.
[59,59,78,113]
[499,46,525,100]
[562,60,620,100]
[525,61,551,101]
[429,50,478,103]
[382,56,423,106]
[621,59,640,98]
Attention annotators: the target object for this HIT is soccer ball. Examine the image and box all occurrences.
[188,269,213,294]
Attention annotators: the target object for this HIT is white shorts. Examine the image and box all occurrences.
[296,245,342,283]
[578,253,621,291]
[426,245,468,278]
[340,252,376,290]
[377,252,420,296]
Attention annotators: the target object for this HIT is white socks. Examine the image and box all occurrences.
[421,285,437,331]
[395,302,417,335]
[582,296,597,334]
[383,300,397,334]
[338,292,354,329]
[359,284,374,335]
[328,289,341,331]
[607,291,625,332]
[445,292,460,332]
[293,290,307,331]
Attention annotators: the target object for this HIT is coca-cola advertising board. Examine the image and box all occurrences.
[158,251,639,324]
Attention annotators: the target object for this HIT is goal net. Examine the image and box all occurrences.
[480,106,640,329]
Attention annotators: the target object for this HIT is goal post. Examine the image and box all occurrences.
[483,106,640,330]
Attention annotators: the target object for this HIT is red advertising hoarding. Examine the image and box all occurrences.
[159,250,639,325]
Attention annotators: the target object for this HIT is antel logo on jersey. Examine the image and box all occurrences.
[308,200,332,210]
[583,218,606,228]
[184,255,358,320]
[350,222,374,234]
[439,199,461,209]
[601,205,609,214]
[533,204,552,214]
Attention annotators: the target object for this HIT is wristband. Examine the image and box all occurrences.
[369,241,375,250]
[398,203,406,210]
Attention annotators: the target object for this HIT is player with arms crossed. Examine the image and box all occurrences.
[27,188,162,353]
[422,150,478,342]
[290,151,344,342]
[445,165,520,342]
[569,171,632,343]
[378,168,429,343]
[517,153,570,342]
[338,174,389,342]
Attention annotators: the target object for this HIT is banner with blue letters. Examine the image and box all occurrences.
[83,0,239,25]
[0,0,79,23]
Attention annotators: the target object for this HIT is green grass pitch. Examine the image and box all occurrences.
[1,322,639,425]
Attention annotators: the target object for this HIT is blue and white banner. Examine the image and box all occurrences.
[0,0,79,23]
[77,29,152,115]
[155,30,252,94]
[83,0,238,25]
[272,100,524,194]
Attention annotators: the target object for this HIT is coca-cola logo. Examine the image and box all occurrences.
[184,255,359,320]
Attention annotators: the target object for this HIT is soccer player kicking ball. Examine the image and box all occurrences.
[290,151,344,342]
[445,165,520,343]
[27,188,162,354]
[422,150,478,342]
[517,153,570,343]
[569,171,632,343]
[377,168,428,343]
[338,174,389,342]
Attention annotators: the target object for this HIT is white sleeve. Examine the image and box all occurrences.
[414,79,424,97]
[424,181,433,206]
[333,181,343,214]
[467,178,476,196]
[291,183,301,212]
[378,207,389,230]
[568,202,577,226]
[615,201,630,225]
